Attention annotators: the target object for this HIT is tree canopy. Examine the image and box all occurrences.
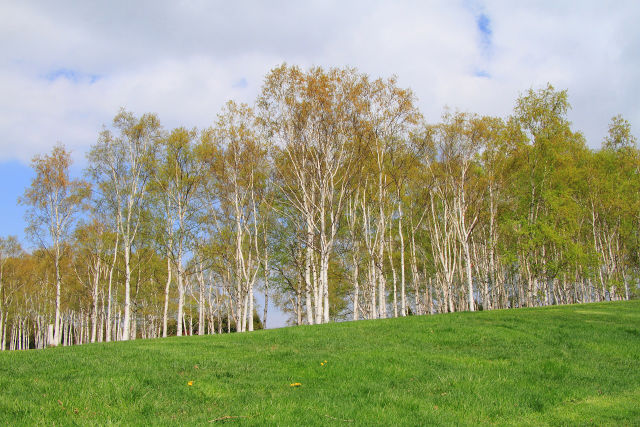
[2,66,638,350]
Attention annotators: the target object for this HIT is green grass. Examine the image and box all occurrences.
[1,301,639,425]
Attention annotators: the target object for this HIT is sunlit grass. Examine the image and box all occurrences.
[0,300,638,425]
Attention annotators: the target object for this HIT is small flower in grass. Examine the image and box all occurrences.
[290,382,302,387]
[187,381,194,386]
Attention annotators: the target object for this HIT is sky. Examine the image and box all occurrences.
[1,0,639,326]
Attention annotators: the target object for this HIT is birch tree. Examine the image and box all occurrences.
[87,110,161,340]
[202,101,267,332]
[72,219,108,343]
[359,76,421,318]
[19,144,89,346]
[152,126,203,337]
[0,236,22,348]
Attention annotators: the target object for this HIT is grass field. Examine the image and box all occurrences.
[1,301,639,425]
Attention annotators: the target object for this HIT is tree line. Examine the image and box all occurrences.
[0,64,637,350]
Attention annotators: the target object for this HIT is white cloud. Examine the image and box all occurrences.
[1,0,639,164]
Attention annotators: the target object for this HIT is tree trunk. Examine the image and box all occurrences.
[263,237,269,329]
[387,221,398,318]
[53,251,61,346]
[352,254,359,321]
[377,223,386,318]
[90,258,101,343]
[163,256,172,337]
[248,279,254,332]
[122,243,131,341]
[462,240,474,312]
[398,200,406,316]
[199,271,205,336]
[305,248,313,326]
[0,312,3,350]
[176,261,185,337]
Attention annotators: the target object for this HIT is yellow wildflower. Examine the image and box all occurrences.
[187,381,194,386]
[290,382,302,387]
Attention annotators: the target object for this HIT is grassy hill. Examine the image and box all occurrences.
[1,301,639,425]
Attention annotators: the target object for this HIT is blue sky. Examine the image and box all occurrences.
[0,161,31,243]
[44,68,101,84]
[1,0,640,327]
[476,13,492,53]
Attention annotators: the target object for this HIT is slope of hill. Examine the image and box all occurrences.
[1,301,638,425]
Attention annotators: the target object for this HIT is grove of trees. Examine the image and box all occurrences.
[1,64,638,350]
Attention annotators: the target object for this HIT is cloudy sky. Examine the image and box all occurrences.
[1,1,640,324]
[2,0,639,165]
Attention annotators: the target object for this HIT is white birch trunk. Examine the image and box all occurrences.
[176,260,185,337]
[90,258,101,343]
[163,257,172,337]
[387,221,398,318]
[398,199,406,316]
[53,247,61,346]
[199,267,206,335]
[352,255,359,321]
[263,237,269,329]
[122,243,131,341]
[248,283,254,332]
[305,219,314,325]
